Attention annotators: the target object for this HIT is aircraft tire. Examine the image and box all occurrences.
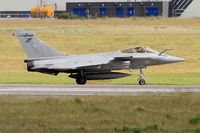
[76,76,87,85]
[139,79,145,85]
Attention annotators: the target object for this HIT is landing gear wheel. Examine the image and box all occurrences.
[76,77,87,85]
[138,68,146,85]
[139,79,146,85]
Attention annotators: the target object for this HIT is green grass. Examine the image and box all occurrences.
[0,18,200,85]
[190,116,200,125]
[0,94,200,132]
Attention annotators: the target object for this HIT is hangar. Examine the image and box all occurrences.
[66,0,195,17]
[66,0,169,17]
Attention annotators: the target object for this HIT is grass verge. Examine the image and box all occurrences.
[0,94,200,132]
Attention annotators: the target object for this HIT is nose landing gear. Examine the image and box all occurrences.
[138,68,146,85]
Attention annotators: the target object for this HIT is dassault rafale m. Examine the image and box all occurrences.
[15,30,185,85]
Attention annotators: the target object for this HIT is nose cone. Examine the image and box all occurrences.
[162,55,186,64]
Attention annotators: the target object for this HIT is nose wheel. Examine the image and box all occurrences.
[138,69,146,85]
[139,79,146,85]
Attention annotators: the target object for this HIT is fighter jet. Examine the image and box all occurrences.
[14,30,185,85]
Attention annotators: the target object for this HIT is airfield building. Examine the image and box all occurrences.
[66,0,195,17]
[66,0,169,17]
[0,0,199,18]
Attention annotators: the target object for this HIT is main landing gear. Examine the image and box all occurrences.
[138,68,146,85]
[75,71,87,85]
[76,76,87,85]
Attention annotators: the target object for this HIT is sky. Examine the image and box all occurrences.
[0,0,67,11]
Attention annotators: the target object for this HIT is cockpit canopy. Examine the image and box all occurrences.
[120,46,158,53]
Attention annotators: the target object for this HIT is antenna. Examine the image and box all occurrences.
[158,49,173,56]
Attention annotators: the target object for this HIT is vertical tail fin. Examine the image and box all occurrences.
[14,29,64,59]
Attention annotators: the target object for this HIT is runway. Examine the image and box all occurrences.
[0,85,199,96]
